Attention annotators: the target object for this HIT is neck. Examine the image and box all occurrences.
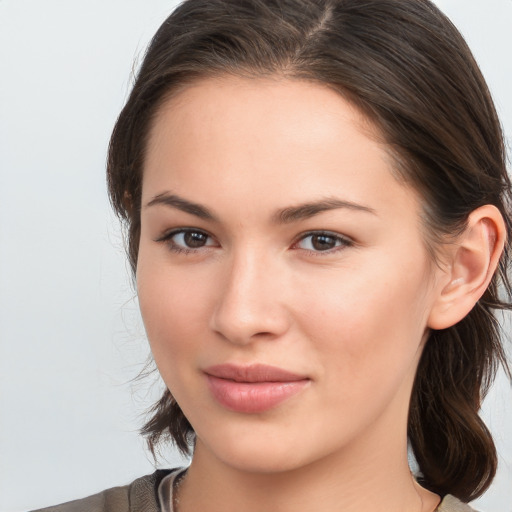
[176,423,439,512]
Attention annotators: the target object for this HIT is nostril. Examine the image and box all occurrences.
[210,306,289,346]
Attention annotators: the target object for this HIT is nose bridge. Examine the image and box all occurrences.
[210,245,288,344]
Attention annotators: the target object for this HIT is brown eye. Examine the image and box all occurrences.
[295,232,352,253]
[310,234,337,251]
[157,229,217,253]
[183,231,209,248]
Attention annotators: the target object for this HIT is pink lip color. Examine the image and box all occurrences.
[204,364,310,413]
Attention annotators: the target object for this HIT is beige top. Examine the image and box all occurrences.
[31,468,477,512]
[158,468,477,512]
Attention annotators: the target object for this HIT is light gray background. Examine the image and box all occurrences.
[0,1,510,511]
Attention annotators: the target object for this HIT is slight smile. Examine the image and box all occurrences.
[204,364,311,414]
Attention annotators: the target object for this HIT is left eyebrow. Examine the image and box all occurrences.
[273,197,377,224]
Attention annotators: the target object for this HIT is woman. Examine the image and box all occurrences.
[34,0,511,511]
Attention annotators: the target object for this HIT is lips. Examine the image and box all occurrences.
[204,364,310,413]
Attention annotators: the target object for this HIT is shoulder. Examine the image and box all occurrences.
[437,494,479,512]
[30,469,173,512]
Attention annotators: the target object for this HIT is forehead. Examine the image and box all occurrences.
[147,75,380,158]
[142,75,419,221]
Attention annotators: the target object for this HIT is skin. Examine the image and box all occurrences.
[136,76,503,512]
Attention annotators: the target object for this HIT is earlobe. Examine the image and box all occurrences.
[428,205,506,330]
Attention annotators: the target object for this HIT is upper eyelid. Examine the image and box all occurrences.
[155,228,218,254]
[155,227,353,249]
[293,230,353,243]
[291,231,354,256]
[155,227,215,242]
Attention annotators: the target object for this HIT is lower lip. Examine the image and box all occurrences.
[206,375,310,413]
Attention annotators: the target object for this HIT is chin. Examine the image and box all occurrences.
[193,418,339,475]
[214,443,309,474]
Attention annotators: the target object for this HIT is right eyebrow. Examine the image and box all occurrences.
[145,192,217,221]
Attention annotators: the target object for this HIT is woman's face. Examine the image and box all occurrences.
[137,76,447,473]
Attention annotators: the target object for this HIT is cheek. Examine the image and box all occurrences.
[136,254,215,372]
[297,258,431,393]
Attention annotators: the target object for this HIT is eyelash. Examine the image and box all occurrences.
[155,228,218,255]
[155,228,353,256]
[292,231,354,255]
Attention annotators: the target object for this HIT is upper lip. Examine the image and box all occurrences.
[203,363,308,383]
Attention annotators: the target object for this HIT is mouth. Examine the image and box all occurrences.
[203,363,310,413]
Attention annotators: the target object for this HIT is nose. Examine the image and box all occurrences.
[209,250,291,345]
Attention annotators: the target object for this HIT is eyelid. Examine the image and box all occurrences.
[292,230,354,254]
[155,226,208,242]
[154,227,353,255]
[155,227,218,253]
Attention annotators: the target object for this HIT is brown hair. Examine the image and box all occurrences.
[107,0,512,502]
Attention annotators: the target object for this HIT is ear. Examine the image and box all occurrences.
[428,205,506,330]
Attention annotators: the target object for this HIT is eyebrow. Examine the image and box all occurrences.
[145,192,376,223]
[273,197,376,223]
[145,192,217,221]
